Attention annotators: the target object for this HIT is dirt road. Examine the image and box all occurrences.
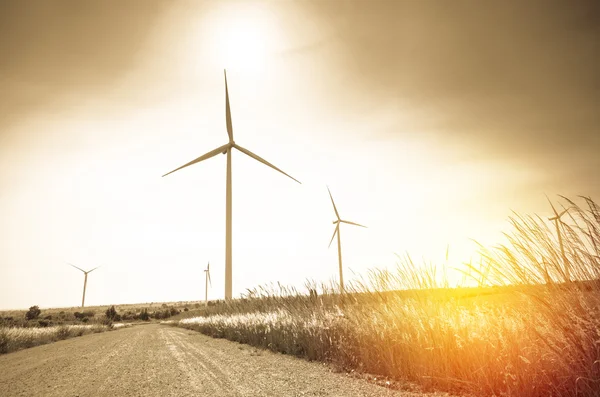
[0,324,437,397]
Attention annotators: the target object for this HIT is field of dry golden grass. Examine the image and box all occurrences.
[177,196,600,397]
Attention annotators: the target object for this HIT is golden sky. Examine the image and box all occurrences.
[1,0,598,309]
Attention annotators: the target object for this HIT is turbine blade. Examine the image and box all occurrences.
[225,70,234,143]
[162,143,230,177]
[340,220,367,228]
[207,262,210,271]
[328,224,339,248]
[208,271,212,286]
[546,194,560,219]
[87,266,101,273]
[327,186,340,220]
[68,263,85,273]
[233,144,301,184]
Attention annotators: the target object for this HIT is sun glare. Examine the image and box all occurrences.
[203,3,277,75]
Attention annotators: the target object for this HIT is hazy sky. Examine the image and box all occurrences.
[1,0,598,309]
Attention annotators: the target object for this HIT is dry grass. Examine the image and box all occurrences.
[0,324,110,354]
[177,196,600,397]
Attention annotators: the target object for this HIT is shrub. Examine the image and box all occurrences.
[121,311,135,321]
[25,306,41,320]
[56,326,71,340]
[105,305,119,320]
[139,309,150,321]
[0,329,8,354]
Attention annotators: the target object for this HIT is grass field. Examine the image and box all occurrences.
[0,301,199,354]
[176,196,600,397]
[0,324,111,354]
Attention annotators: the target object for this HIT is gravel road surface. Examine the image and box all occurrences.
[0,324,440,396]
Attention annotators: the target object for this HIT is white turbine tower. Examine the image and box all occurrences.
[68,263,100,308]
[163,70,301,300]
[327,186,366,293]
[204,262,211,306]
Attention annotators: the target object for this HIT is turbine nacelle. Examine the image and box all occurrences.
[68,263,101,275]
[549,208,568,222]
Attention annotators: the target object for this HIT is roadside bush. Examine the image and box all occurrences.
[139,309,150,321]
[74,311,95,320]
[0,329,8,354]
[25,306,41,320]
[56,326,70,340]
[121,311,135,321]
[105,305,119,320]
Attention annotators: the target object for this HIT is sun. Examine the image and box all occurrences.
[204,2,276,75]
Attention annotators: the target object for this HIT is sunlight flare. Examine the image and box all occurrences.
[203,2,278,75]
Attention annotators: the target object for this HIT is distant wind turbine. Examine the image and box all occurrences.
[204,262,211,306]
[547,197,570,282]
[327,186,366,293]
[163,70,300,300]
[68,263,101,308]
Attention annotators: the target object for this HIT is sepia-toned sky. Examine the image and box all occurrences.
[1,0,598,309]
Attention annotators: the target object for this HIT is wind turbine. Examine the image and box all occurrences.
[204,262,211,306]
[547,197,570,282]
[163,70,300,300]
[327,186,366,293]
[68,263,101,308]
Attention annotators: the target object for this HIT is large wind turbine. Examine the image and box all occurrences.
[547,198,570,282]
[327,186,366,293]
[204,262,211,306]
[163,70,300,300]
[68,263,100,308]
